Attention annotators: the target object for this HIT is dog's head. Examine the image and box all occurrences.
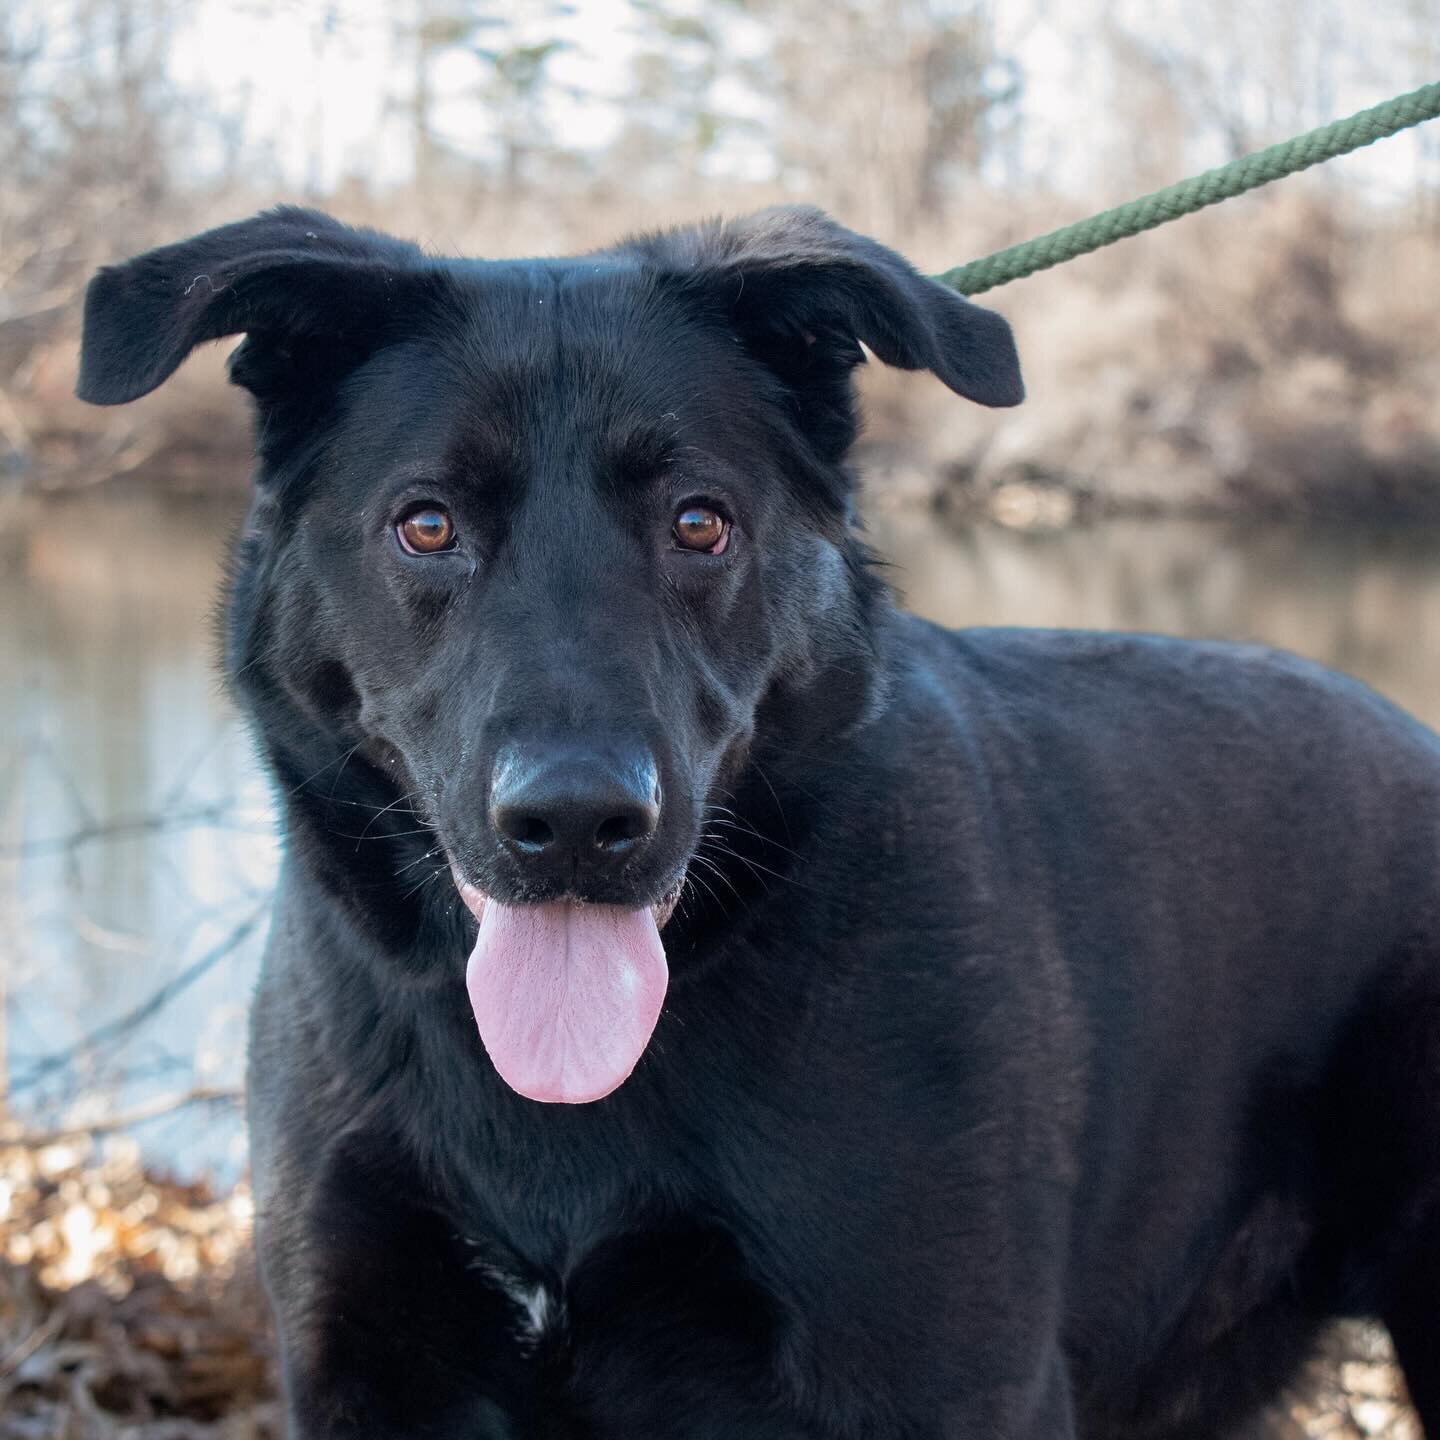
[78,206,1021,1103]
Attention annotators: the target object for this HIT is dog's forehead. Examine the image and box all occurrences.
[448,256,675,355]
[328,256,770,503]
[413,259,751,466]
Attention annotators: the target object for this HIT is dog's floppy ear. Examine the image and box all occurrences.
[77,207,427,406]
[629,205,1022,457]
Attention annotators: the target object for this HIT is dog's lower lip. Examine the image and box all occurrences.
[450,860,488,919]
[447,859,682,929]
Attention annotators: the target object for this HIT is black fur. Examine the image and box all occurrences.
[78,206,1440,1439]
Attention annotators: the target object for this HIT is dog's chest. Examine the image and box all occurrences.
[419,1074,714,1269]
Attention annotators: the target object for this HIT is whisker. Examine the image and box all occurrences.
[400,866,450,904]
[683,867,728,917]
[395,845,442,878]
[355,789,423,843]
[702,799,803,859]
[751,758,804,836]
[329,824,436,846]
[703,816,801,860]
[690,849,745,903]
[700,834,812,892]
[328,740,365,796]
[288,741,364,799]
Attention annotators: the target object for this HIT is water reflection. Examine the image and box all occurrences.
[2,492,1437,1177]
[1,491,274,1178]
[870,512,1440,727]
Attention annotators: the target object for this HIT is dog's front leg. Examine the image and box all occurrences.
[973,1349,1077,1440]
[256,1136,531,1440]
[918,1345,1075,1440]
[754,1184,1080,1440]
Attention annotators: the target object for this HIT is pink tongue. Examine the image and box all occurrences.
[465,901,668,1104]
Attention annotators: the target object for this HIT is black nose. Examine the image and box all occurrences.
[490,744,661,874]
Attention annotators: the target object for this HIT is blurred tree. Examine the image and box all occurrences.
[1408,0,1440,220]
[481,28,571,192]
[742,0,999,232]
[608,0,738,193]
[3,0,1439,487]
[398,0,574,193]
[410,0,442,190]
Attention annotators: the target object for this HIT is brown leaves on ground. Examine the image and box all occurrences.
[0,1138,1421,1438]
[0,1139,276,1438]
[1286,1324,1419,1440]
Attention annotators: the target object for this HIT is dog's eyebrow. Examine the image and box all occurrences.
[379,459,445,488]
[601,419,680,482]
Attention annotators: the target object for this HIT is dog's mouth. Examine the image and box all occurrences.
[452,867,682,1105]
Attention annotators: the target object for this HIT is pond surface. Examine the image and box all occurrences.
[3,488,1439,1178]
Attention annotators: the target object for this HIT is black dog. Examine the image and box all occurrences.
[78,207,1440,1439]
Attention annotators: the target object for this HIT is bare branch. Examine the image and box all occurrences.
[9,905,269,1096]
[0,1085,245,1148]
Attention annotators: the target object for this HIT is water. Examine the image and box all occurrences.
[0,491,275,1178]
[3,489,1438,1179]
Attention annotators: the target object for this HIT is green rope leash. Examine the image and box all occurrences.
[936,80,1440,297]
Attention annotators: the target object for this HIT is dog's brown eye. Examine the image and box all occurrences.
[398,506,456,555]
[673,505,729,554]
